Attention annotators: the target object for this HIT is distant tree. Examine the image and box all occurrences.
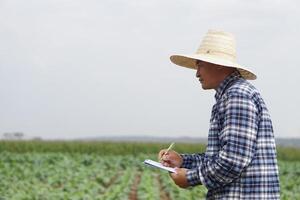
[32,137,42,141]
[3,132,13,140]
[2,132,25,140]
[14,132,24,139]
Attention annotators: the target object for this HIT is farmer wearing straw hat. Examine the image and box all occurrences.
[158,30,280,199]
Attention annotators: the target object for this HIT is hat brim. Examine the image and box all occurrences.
[170,54,257,80]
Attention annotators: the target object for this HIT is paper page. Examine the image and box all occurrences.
[143,159,176,173]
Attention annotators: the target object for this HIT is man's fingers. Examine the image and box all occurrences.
[161,160,171,167]
[174,167,179,174]
[162,154,169,161]
[158,149,167,160]
[169,168,179,178]
[161,154,172,166]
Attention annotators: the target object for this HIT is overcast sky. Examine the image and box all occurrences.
[1,0,300,139]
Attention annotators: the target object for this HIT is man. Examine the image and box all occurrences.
[158,30,280,199]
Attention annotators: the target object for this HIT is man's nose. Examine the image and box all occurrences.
[196,68,200,78]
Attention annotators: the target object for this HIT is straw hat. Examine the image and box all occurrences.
[170,30,256,80]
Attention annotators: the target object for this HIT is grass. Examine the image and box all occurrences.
[0,140,299,161]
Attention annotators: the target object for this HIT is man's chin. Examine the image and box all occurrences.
[201,84,208,90]
[201,84,211,90]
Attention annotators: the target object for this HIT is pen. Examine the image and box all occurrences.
[160,142,175,161]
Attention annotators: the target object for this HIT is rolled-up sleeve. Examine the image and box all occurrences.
[186,94,259,189]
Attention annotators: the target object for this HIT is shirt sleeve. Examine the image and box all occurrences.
[180,153,205,169]
[186,94,259,188]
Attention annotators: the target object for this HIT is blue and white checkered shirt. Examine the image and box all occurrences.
[181,71,280,199]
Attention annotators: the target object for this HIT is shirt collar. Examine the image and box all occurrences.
[214,70,242,101]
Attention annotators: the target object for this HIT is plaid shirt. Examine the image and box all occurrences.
[181,71,280,199]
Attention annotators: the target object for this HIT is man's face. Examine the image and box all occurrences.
[195,60,224,90]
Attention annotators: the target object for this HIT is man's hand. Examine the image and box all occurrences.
[158,149,183,168]
[170,168,189,188]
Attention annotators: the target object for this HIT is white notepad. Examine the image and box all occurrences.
[143,159,176,173]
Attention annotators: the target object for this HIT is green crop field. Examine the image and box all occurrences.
[0,141,299,200]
